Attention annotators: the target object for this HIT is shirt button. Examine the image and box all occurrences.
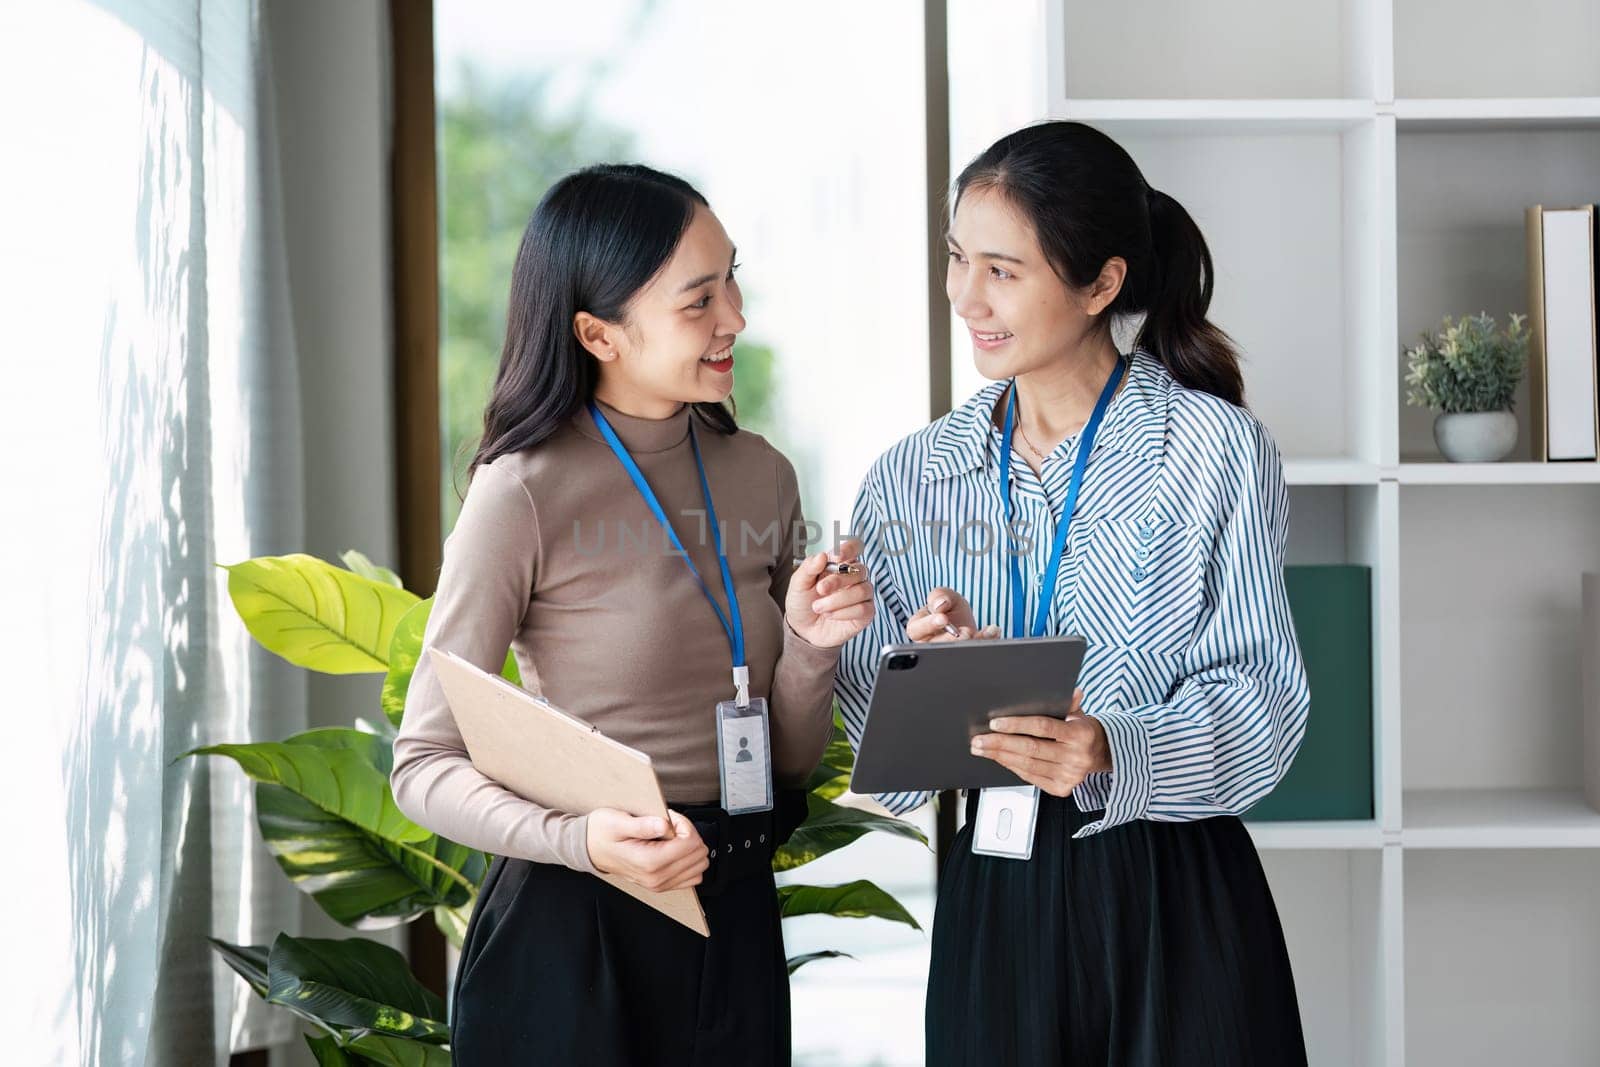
[1138,526,1155,543]
[1132,567,1147,581]
[1135,546,1151,562]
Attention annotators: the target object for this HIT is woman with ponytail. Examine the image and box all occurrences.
[836,121,1310,1064]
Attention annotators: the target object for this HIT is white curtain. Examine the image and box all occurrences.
[0,0,307,1062]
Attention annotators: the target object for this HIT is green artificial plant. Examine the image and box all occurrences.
[185,551,925,1065]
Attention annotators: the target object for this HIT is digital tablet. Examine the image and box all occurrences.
[849,635,1088,794]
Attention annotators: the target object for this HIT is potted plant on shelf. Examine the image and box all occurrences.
[1403,311,1529,463]
[185,550,926,1065]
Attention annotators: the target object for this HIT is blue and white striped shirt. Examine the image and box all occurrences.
[835,351,1310,838]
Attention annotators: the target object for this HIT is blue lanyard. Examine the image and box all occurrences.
[999,358,1126,639]
[587,402,749,701]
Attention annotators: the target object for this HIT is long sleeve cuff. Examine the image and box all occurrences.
[1074,706,1154,837]
[779,618,844,671]
[546,811,596,874]
[389,744,600,875]
[767,620,843,785]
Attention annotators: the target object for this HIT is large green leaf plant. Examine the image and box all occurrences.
[186,551,925,1064]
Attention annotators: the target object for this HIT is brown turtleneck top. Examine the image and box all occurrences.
[390,399,841,873]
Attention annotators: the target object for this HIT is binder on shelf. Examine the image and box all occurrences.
[1245,565,1373,823]
[1525,204,1599,462]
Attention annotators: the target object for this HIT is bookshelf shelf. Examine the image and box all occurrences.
[1393,97,1600,132]
[1040,1,1600,1061]
[1395,462,1600,485]
[1050,98,1375,134]
[1248,819,1386,850]
[1402,789,1600,848]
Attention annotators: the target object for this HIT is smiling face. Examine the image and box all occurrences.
[946,184,1112,382]
[579,203,746,415]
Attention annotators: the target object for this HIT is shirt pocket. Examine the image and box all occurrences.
[1069,517,1207,657]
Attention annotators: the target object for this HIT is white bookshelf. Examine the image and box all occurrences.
[1248,819,1386,850]
[1397,462,1600,485]
[1403,789,1600,849]
[1042,1,1600,1063]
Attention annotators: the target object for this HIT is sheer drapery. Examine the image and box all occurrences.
[1,1,306,1062]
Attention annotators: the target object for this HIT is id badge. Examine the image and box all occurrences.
[716,697,774,815]
[971,785,1040,860]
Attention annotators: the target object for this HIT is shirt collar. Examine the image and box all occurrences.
[919,351,1170,484]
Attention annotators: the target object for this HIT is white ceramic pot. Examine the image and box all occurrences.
[1434,410,1517,463]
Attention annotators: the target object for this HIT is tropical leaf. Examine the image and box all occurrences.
[777,880,922,930]
[806,763,849,800]
[344,1033,454,1067]
[305,1032,357,1067]
[190,728,483,925]
[256,782,484,926]
[381,596,521,727]
[433,899,474,951]
[355,716,399,742]
[213,937,340,1036]
[381,599,433,728]
[209,937,269,997]
[214,938,455,1065]
[806,713,857,800]
[183,735,429,845]
[291,726,397,774]
[221,553,421,674]
[773,794,929,871]
[786,949,854,975]
[341,550,406,590]
[265,934,449,1045]
[820,736,855,776]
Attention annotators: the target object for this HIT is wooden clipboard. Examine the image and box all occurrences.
[427,648,709,936]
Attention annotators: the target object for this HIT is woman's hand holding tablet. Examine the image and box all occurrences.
[899,587,1111,798]
[970,688,1110,798]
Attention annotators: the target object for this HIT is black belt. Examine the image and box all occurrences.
[673,789,808,898]
[962,790,1106,825]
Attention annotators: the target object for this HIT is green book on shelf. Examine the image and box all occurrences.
[1245,564,1374,822]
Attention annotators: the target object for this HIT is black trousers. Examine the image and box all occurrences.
[927,792,1308,1066]
[450,791,807,1066]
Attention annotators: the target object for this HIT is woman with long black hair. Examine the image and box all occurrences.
[392,163,875,1065]
[837,121,1311,1064]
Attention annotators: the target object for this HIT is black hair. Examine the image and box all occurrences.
[467,163,737,486]
[954,121,1244,406]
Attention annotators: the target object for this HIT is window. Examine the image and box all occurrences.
[436,3,934,1062]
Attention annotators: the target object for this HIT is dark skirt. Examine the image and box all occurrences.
[450,792,808,1066]
[927,793,1307,1067]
